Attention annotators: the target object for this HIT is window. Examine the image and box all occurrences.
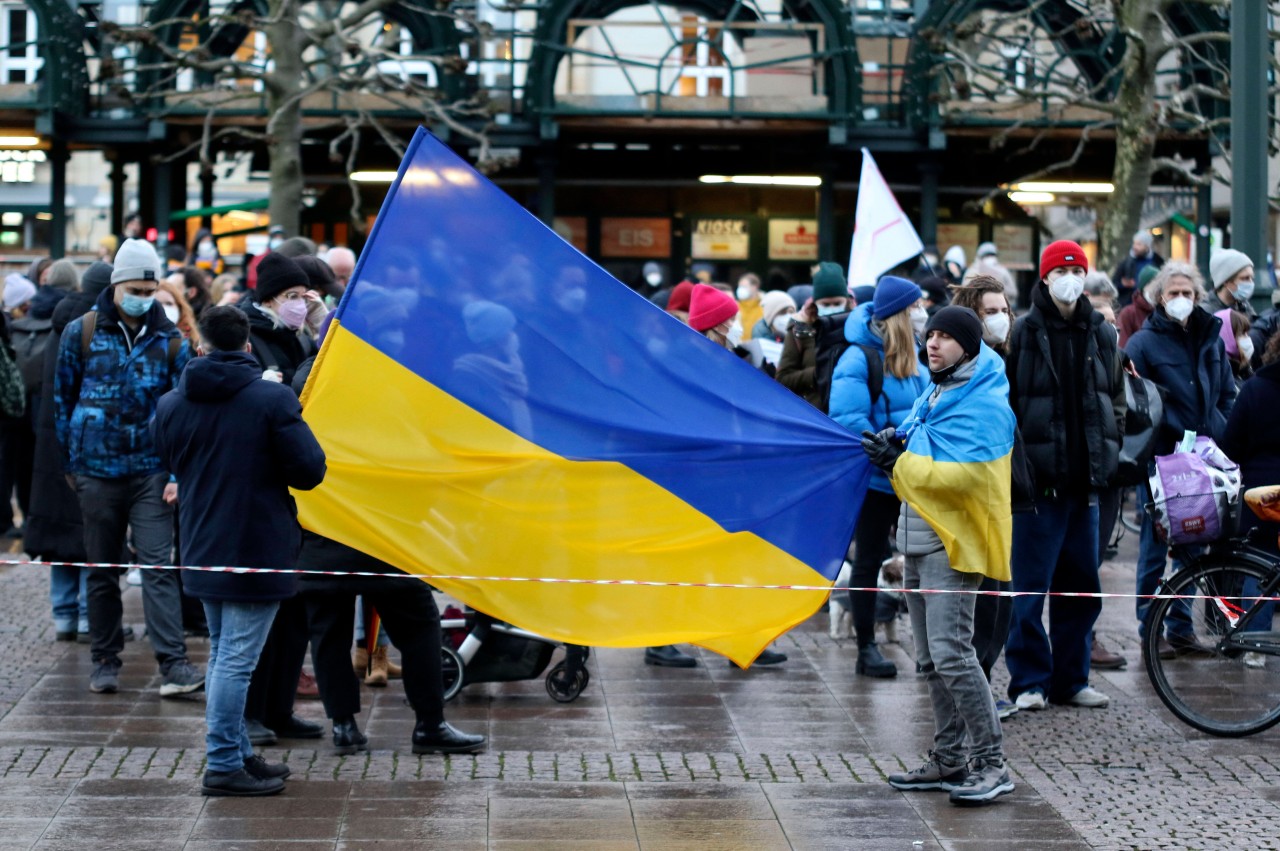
[0,3,40,84]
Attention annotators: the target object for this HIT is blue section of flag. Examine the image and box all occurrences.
[333,128,869,579]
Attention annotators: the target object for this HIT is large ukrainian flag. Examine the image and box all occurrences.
[891,345,1015,582]
[296,129,870,665]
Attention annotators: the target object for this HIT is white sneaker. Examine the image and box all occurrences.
[126,568,142,587]
[1066,686,1110,708]
[1014,691,1047,711]
[1244,652,1267,669]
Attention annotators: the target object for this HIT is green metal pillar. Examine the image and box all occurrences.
[817,159,835,262]
[1196,145,1213,281]
[536,147,556,226]
[49,138,67,258]
[918,160,940,250]
[153,160,172,254]
[1231,0,1268,267]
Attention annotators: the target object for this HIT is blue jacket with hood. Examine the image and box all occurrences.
[53,286,191,478]
[829,302,929,493]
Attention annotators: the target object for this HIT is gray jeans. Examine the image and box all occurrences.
[75,473,188,671]
[903,549,1003,766]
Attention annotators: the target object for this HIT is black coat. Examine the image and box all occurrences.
[242,301,314,387]
[151,350,326,602]
[1222,360,1280,543]
[1124,306,1235,456]
[22,288,106,560]
[1007,284,1126,493]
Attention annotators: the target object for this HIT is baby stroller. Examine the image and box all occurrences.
[440,606,591,703]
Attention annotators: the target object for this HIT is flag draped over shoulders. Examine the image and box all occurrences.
[294,128,872,666]
[891,346,1015,581]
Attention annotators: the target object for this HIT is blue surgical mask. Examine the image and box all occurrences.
[817,305,844,317]
[119,293,154,317]
[1234,279,1255,302]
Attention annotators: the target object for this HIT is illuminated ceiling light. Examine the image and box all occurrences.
[349,171,399,182]
[1012,181,1114,194]
[1008,191,1056,204]
[0,135,39,147]
[699,174,822,187]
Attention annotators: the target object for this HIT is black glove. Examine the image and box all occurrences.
[860,427,903,473]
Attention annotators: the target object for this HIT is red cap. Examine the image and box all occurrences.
[687,284,739,331]
[1040,240,1089,279]
[667,280,695,313]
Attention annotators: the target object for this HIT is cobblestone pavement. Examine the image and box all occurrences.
[1,531,1279,849]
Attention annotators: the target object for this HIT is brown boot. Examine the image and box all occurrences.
[352,646,369,677]
[386,655,402,679]
[1090,637,1127,670]
[365,646,389,687]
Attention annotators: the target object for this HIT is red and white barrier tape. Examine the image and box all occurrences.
[5,559,1280,602]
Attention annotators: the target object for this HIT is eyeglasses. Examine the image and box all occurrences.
[277,291,305,301]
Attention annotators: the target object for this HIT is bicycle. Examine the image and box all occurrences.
[1142,489,1280,737]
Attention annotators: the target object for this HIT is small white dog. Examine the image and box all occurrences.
[828,560,854,639]
[877,554,906,644]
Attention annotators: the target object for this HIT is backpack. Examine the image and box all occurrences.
[1115,372,1165,486]
[813,311,883,414]
[9,316,53,395]
[79,312,182,371]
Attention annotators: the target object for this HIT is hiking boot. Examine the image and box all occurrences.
[949,758,1014,805]
[89,659,122,694]
[201,768,284,797]
[855,643,898,678]
[1013,691,1046,711]
[243,754,291,781]
[365,646,390,687]
[352,646,369,677]
[159,660,205,697]
[1090,638,1127,670]
[887,753,968,791]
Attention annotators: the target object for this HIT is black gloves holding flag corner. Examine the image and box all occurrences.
[860,427,903,473]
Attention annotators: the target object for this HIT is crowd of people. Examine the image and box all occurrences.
[1,224,1278,806]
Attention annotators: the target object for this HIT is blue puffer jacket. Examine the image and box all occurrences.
[53,287,191,478]
[829,302,929,493]
[1124,305,1236,455]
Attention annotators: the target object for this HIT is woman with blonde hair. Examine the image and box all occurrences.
[829,276,930,678]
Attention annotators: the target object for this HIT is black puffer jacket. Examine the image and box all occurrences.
[1007,284,1126,493]
[241,301,314,387]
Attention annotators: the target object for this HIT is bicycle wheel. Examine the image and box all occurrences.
[1120,487,1143,534]
[441,646,464,701]
[1143,556,1280,737]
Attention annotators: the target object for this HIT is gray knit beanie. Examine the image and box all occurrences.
[110,239,162,285]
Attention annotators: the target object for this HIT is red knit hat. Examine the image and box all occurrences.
[667,280,695,313]
[687,283,739,331]
[1039,240,1089,279]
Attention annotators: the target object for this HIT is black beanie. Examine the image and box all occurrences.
[255,252,309,303]
[923,306,983,359]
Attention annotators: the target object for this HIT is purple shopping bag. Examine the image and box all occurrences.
[1148,437,1242,545]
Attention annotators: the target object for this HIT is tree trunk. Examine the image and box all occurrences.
[265,0,305,236]
[1099,0,1164,272]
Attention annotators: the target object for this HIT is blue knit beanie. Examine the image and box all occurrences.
[872,275,922,320]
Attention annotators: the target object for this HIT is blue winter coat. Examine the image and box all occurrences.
[151,350,326,603]
[53,287,191,478]
[1124,305,1236,455]
[829,302,929,493]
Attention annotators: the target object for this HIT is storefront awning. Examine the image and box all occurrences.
[170,199,269,220]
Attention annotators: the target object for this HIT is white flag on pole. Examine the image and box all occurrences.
[848,148,925,288]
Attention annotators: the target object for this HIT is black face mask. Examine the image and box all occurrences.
[928,355,969,385]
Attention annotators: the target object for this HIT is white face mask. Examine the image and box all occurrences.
[983,313,1011,344]
[1239,336,1256,361]
[645,272,662,287]
[772,314,792,335]
[736,285,754,301]
[1234,279,1256,302]
[1164,295,1194,323]
[162,305,180,324]
[725,318,744,348]
[817,304,844,317]
[1049,273,1084,304]
[910,307,928,337]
